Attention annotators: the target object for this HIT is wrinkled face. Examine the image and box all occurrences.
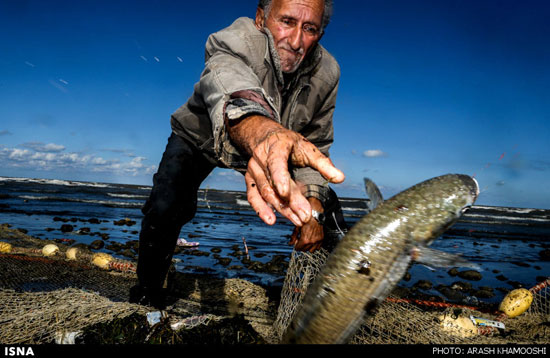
[255,0,324,73]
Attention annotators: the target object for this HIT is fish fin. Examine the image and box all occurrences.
[413,246,481,271]
[363,177,383,211]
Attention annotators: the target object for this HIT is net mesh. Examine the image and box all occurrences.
[0,288,147,344]
[274,247,550,344]
[0,223,549,344]
[0,225,277,344]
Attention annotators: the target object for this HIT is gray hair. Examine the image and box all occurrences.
[258,0,333,33]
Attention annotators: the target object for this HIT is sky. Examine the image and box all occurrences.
[0,0,549,209]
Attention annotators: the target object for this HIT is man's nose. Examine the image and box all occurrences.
[288,26,303,51]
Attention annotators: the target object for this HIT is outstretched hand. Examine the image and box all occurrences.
[229,115,344,227]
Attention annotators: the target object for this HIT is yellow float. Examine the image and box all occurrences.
[0,241,13,253]
[42,244,60,257]
[92,252,113,269]
[438,311,478,338]
[66,247,79,260]
[499,288,533,318]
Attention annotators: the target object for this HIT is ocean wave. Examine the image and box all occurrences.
[235,199,251,207]
[18,195,142,208]
[0,176,112,189]
[341,206,368,212]
[232,199,368,214]
[473,205,539,214]
[463,213,550,224]
[107,193,148,200]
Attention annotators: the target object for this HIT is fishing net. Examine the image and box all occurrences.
[273,248,331,338]
[274,247,550,344]
[1,223,549,345]
[0,225,277,344]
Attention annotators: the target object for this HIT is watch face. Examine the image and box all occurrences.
[312,210,325,225]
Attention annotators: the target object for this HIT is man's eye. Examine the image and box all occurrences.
[304,25,319,36]
[280,18,294,26]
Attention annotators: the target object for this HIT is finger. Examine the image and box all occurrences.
[245,172,276,225]
[248,158,303,226]
[311,240,322,252]
[295,239,314,252]
[295,232,318,252]
[260,142,312,223]
[287,178,312,223]
[264,140,293,200]
[293,138,345,184]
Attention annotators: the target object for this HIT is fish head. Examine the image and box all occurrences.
[410,174,479,245]
[458,174,480,203]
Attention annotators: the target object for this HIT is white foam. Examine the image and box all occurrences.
[236,199,251,207]
[18,195,141,208]
[0,176,111,188]
[342,206,369,212]
[473,205,537,214]
[464,213,548,223]
[107,193,148,199]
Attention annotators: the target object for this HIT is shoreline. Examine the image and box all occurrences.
[3,175,550,212]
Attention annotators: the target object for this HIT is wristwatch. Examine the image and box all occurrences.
[311,209,326,225]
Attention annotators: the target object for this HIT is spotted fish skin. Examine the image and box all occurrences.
[282,174,479,344]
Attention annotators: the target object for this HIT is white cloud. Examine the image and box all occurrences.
[92,157,107,165]
[363,149,387,158]
[0,143,156,178]
[8,148,31,160]
[218,170,242,177]
[21,142,65,153]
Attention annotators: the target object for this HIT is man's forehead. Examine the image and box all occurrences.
[271,0,324,22]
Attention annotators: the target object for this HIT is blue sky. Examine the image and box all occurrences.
[0,0,548,209]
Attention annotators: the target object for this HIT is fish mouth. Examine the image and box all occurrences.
[472,177,480,196]
[456,174,480,201]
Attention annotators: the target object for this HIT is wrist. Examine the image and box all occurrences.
[307,196,324,225]
[311,209,326,225]
[227,115,283,155]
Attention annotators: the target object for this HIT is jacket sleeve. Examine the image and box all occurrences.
[198,25,279,170]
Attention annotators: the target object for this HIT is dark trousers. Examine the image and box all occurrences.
[136,133,215,290]
[136,133,349,291]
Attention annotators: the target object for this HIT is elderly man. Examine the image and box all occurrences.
[130,0,348,309]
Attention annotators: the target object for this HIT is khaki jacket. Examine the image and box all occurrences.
[171,17,340,189]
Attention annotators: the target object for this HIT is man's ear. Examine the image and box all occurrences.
[255,7,265,30]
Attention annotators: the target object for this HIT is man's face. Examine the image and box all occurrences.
[255,0,324,73]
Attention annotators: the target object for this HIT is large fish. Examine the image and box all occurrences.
[282,174,480,344]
